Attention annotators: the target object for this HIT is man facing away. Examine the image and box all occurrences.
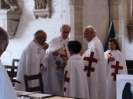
[82,25,107,99]
[15,30,48,92]
[64,41,90,99]
[0,27,17,99]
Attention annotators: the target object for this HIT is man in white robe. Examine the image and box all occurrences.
[104,38,127,99]
[46,24,71,95]
[0,27,17,99]
[64,41,90,99]
[15,30,48,92]
[49,24,71,53]
[82,25,107,99]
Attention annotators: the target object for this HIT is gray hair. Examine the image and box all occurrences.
[60,24,71,32]
[84,25,97,33]
[0,27,9,52]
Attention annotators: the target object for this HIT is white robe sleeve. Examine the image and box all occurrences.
[119,51,128,74]
[15,45,39,91]
[0,66,17,99]
[15,51,27,91]
[48,37,61,52]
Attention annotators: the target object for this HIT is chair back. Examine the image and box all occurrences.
[24,73,44,93]
[5,65,19,86]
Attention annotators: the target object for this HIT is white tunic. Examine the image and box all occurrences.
[15,41,47,91]
[82,36,107,99]
[49,36,69,52]
[0,61,17,99]
[104,50,127,99]
[46,36,69,95]
[64,54,90,99]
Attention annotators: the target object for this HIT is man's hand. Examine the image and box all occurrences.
[108,57,115,62]
[107,53,115,62]
[42,42,49,50]
[58,48,68,61]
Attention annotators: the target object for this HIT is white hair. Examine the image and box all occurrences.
[85,25,97,33]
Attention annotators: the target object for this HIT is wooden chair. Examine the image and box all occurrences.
[5,65,20,86]
[24,73,44,93]
[5,58,19,79]
[12,58,19,67]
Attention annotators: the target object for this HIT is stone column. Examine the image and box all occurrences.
[109,0,124,48]
[69,0,83,43]
[109,0,120,33]
[110,0,128,54]
[128,0,133,22]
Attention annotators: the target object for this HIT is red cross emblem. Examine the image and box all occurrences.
[64,71,70,92]
[111,61,123,81]
[83,52,98,77]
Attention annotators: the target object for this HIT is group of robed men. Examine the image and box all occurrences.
[0,24,127,99]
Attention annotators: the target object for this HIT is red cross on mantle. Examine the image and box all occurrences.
[111,61,123,81]
[64,71,70,92]
[83,52,98,77]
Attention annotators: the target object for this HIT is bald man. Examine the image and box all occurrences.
[0,27,17,99]
[15,30,48,91]
[82,25,107,99]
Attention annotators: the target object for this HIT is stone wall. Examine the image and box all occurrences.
[1,0,71,65]
[83,0,109,44]
[69,0,109,50]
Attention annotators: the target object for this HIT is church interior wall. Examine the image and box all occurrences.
[1,0,133,64]
[83,0,109,44]
[1,0,71,65]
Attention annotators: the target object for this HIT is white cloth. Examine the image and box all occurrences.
[15,41,47,91]
[82,36,107,99]
[48,36,69,52]
[45,36,69,95]
[45,53,65,95]
[64,54,90,99]
[104,50,127,99]
[0,61,17,99]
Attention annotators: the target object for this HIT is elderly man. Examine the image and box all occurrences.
[0,27,17,99]
[49,24,71,53]
[46,24,71,95]
[82,25,107,99]
[15,30,48,92]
